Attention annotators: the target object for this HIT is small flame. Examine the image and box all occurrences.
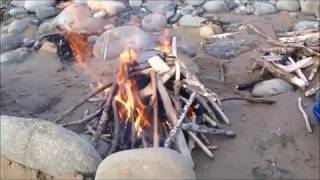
[64,32,91,63]
[114,50,150,135]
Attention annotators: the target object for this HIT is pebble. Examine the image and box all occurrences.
[8,19,29,34]
[254,1,277,15]
[179,14,206,27]
[0,48,30,65]
[276,0,300,12]
[38,22,56,35]
[251,78,294,97]
[87,0,126,16]
[24,0,56,12]
[0,34,23,54]
[203,1,228,13]
[95,148,196,180]
[0,115,102,176]
[294,21,319,31]
[141,13,167,32]
[8,8,28,17]
[35,6,59,19]
[199,25,214,38]
[204,38,257,59]
[299,0,320,18]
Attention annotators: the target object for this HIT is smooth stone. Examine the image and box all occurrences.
[187,0,205,6]
[8,19,29,34]
[35,6,59,19]
[300,0,320,17]
[276,0,300,12]
[22,38,35,48]
[0,115,102,176]
[203,1,228,13]
[204,38,257,59]
[251,78,294,97]
[38,22,56,35]
[9,8,28,17]
[95,148,196,180]
[0,48,30,65]
[93,26,151,60]
[294,21,319,31]
[199,25,214,38]
[179,14,206,27]
[11,0,25,8]
[0,34,23,54]
[141,13,167,32]
[235,5,254,15]
[254,1,277,15]
[177,43,197,57]
[87,0,126,16]
[53,3,106,34]
[24,0,56,12]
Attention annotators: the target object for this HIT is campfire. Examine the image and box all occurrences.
[40,30,235,164]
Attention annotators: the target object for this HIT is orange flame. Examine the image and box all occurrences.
[114,50,150,135]
[64,32,91,64]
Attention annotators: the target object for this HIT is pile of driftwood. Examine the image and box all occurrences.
[246,25,319,133]
[53,37,235,165]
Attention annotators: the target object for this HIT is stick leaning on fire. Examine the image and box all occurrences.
[54,36,235,162]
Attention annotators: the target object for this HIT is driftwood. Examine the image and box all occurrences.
[260,47,295,54]
[182,123,236,137]
[308,60,319,81]
[220,96,276,105]
[187,131,214,159]
[288,57,308,84]
[203,114,219,128]
[305,84,320,97]
[196,95,218,121]
[278,32,319,43]
[274,57,315,73]
[297,97,313,133]
[150,71,159,147]
[277,28,319,37]
[256,59,307,89]
[108,100,120,155]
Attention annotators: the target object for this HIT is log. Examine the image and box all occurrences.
[256,59,307,90]
[187,131,214,159]
[157,74,194,167]
[297,97,313,133]
[54,83,112,123]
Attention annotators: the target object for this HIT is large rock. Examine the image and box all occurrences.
[254,1,277,15]
[0,48,30,65]
[35,6,59,19]
[0,34,23,54]
[204,38,257,59]
[251,79,294,97]
[299,0,320,17]
[179,14,206,27]
[9,8,28,17]
[93,26,151,60]
[8,19,29,34]
[294,21,319,31]
[95,148,196,180]
[203,1,228,13]
[24,0,56,12]
[0,115,102,176]
[38,22,56,35]
[141,13,167,32]
[53,3,106,34]
[276,0,300,12]
[87,0,126,16]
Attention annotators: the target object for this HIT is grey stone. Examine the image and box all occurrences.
[180,5,194,15]
[95,148,196,180]
[251,78,294,97]
[0,34,23,54]
[235,5,254,15]
[204,38,257,59]
[87,0,126,16]
[187,0,205,6]
[178,43,197,57]
[0,115,102,176]
[35,6,59,19]
[276,0,300,12]
[79,134,110,158]
[203,1,228,13]
[22,38,35,48]
[11,0,25,8]
[24,0,56,12]
[144,1,172,14]
[300,0,320,17]
[294,21,319,31]
[179,14,206,27]
[0,48,30,65]
[8,19,29,34]
[93,26,151,60]
[87,35,99,44]
[9,8,28,17]
[53,3,106,34]
[141,13,167,32]
[38,22,56,35]
[254,1,277,15]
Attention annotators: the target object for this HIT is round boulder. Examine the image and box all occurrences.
[0,115,102,176]
[276,0,300,12]
[203,1,228,13]
[0,34,23,54]
[87,0,126,16]
[8,19,29,34]
[95,148,196,180]
[141,13,167,32]
[251,78,294,97]
[0,48,30,65]
[24,0,56,12]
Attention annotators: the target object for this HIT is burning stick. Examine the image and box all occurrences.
[108,100,120,155]
[54,83,112,123]
[164,92,196,147]
[297,97,313,133]
[150,71,159,147]
[187,131,214,159]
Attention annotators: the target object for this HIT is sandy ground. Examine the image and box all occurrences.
[1,12,319,179]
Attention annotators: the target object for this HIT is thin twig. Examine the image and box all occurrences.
[297,97,312,133]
